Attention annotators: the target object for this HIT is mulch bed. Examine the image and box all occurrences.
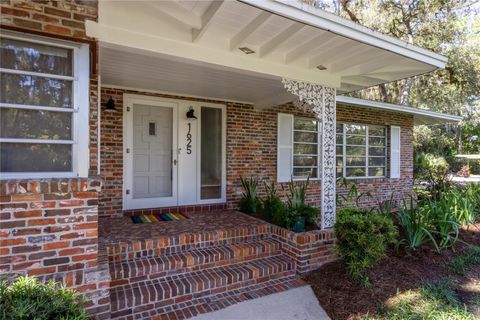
[303,223,480,320]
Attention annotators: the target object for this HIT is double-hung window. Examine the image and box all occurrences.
[0,32,89,178]
[336,123,387,178]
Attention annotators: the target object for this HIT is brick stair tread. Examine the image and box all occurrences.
[115,275,307,320]
[109,238,282,284]
[110,254,295,316]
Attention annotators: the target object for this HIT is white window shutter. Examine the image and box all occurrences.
[277,113,293,182]
[390,126,401,179]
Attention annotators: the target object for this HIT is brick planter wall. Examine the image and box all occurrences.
[0,178,110,319]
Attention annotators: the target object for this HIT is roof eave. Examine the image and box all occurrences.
[240,0,448,69]
[336,96,462,125]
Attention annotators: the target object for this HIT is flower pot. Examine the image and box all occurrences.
[293,216,306,232]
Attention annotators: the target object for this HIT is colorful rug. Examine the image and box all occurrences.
[131,213,189,224]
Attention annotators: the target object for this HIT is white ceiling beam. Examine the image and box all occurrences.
[322,45,374,70]
[341,76,385,87]
[284,31,336,64]
[229,11,271,51]
[192,0,225,43]
[151,1,202,29]
[307,39,353,69]
[258,22,304,57]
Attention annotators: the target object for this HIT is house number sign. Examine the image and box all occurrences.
[186,123,192,154]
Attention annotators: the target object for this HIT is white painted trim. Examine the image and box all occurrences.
[241,0,447,68]
[0,68,76,81]
[0,103,78,113]
[0,31,89,179]
[101,84,253,105]
[336,96,462,123]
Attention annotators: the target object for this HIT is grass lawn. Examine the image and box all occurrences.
[304,223,480,320]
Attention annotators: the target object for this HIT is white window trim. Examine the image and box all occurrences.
[337,122,388,180]
[0,31,90,179]
[292,116,321,181]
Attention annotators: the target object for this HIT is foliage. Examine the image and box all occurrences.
[450,246,480,276]
[334,208,398,286]
[285,177,319,229]
[397,195,460,253]
[0,276,87,320]
[262,181,288,228]
[423,279,461,307]
[238,176,262,214]
[336,177,373,207]
[414,153,452,199]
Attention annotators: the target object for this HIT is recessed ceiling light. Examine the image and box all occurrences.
[239,47,255,54]
[316,65,327,70]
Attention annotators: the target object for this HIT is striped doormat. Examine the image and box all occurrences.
[131,213,189,224]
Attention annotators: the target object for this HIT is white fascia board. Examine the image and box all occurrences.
[336,96,462,124]
[86,20,341,88]
[241,0,448,69]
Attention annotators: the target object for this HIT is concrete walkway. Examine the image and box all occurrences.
[191,286,330,320]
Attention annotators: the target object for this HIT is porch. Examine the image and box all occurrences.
[98,210,335,319]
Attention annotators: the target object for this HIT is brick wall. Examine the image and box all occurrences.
[0,178,110,318]
[336,104,414,207]
[98,88,414,217]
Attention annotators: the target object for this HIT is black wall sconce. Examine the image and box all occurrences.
[103,97,117,112]
[186,106,197,119]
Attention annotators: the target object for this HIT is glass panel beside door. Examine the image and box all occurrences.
[200,106,222,200]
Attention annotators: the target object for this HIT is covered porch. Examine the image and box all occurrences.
[87,0,446,230]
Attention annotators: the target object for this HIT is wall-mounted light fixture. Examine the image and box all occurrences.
[103,97,117,112]
[239,47,255,54]
[186,106,197,119]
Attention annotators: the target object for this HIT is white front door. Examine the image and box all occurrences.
[124,96,178,209]
[123,94,226,210]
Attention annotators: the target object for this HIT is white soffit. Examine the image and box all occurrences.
[88,0,447,93]
[336,96,462,125]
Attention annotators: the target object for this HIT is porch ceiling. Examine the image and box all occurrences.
[89,0,447,95]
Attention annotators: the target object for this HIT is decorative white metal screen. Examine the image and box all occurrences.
[282,78,336,229]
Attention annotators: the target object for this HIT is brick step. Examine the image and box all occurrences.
[119,275,306,320]
[106,225,271,263]
[109,238,283,287]
[110,255,296,319]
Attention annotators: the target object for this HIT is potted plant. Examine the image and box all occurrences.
[285,177,318,232]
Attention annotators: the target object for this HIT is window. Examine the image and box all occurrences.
[336,123,387,178]
[293,117,320,179]
[0,33,89,178]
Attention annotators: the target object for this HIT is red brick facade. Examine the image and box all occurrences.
[98,87,414,217]
[0,178,110,318]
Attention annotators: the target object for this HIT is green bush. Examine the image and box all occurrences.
[262,182,288,227]
[334,208,398,286]
[0,276,87,320]
[238,176,262,214]
[285,177,319,230]
[415,153,451,199]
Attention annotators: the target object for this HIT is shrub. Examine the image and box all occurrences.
[238,176,262,214]
[262,182,288,227]
[415,153,451,200]
[0,276,87,320]
[334,208,398,286]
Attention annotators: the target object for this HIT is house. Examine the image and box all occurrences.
[0,1,462,319]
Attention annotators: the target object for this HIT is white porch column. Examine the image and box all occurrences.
[282,78,336,229]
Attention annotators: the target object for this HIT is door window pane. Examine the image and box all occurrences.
[0,38,73,76]
[0,143,71,172]
[0,73,73,108]
[201,107,222,199]
[0,108,71,140]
